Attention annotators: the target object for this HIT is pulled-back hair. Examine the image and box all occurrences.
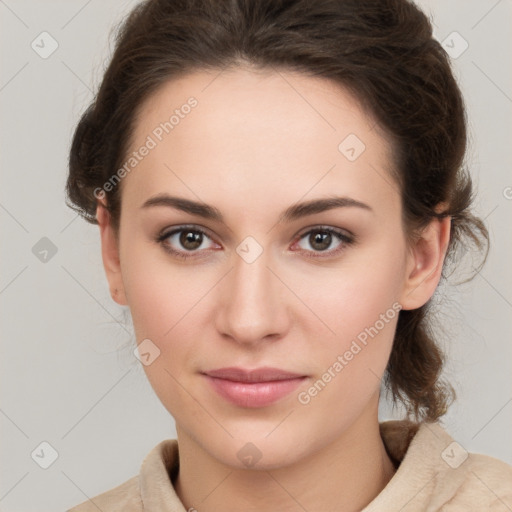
[66,0,489,422]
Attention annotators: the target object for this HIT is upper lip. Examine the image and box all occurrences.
[203,367,306,383]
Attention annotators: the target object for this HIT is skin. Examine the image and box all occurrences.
[96,66,451,511]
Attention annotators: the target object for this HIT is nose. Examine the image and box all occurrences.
[214,244,290,347]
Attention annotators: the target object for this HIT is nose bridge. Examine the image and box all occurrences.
[232,247,270,305]
[217,239,287,343]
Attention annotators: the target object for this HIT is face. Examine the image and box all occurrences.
[97,66,447,469]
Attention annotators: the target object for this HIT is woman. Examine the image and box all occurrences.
[66,0,512,510]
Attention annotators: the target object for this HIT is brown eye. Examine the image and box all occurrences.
[157,225,219,260]
[293,226,354,258]
[179,230,203,250]
[308,231,332,251]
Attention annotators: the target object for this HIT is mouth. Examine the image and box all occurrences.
[201,367,308,408]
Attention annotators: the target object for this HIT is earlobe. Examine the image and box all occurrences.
[399,216,451,311]
[96,202,128,306]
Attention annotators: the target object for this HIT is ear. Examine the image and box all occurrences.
[96,201,128,306]
[399,215,451,310]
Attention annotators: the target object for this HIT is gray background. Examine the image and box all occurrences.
[0,0,511,510]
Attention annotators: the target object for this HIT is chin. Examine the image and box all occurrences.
[196,425,311,471]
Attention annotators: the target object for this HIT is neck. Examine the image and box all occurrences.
[174,398,396,512]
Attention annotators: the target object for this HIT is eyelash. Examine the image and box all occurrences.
[155,225,355,261]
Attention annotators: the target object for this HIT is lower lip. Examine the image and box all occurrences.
[204,375,307,408]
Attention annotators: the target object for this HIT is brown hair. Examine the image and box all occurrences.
[66,0,488,422]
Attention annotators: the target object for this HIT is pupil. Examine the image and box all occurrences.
[181,231,202,250]
[311,231,331,251]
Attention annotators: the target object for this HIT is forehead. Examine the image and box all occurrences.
[120,67,398,217]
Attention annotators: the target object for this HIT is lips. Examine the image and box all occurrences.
[202,367,308,408]
[204,367,305,382]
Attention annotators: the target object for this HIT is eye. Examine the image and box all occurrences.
[156,225,220,260]
[291,226,354,258]
[156,224,354,261]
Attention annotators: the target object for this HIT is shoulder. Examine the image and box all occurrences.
[66,475,142,512]
[367,420,512,511]
[412,421,512,510]
[447,451,512,510]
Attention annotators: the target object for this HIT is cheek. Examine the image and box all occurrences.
[290,239,406,406]
[120,246,206,417]
[293,243,405,348]
[119,242,214,397]
[120,237,209,340]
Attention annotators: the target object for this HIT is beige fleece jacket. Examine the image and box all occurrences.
[67,420,512,511]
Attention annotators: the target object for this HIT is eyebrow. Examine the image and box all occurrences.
[141,194,373,223]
